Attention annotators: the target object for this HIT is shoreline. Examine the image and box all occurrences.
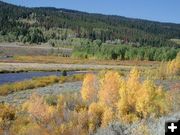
[0,62,149,72]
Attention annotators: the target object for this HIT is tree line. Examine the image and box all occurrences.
[0,1,180,47]
[72,42,180,61]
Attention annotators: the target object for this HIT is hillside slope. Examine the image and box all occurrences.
[0,1,180,47]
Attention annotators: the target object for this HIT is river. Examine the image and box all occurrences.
[0,71,85,85]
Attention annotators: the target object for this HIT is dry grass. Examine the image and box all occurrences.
[0,74,84,96]
[169,83,180,111]
[10,56,160,67]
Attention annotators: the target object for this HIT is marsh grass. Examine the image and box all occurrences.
[13,55,159,67]
[0,74,84,96]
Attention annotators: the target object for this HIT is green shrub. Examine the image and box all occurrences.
[72,44,180,61]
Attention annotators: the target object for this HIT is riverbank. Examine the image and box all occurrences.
[0,81,82,106]
[0,62,151,72]
[0,74,84,96]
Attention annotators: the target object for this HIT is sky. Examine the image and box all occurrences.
[2,0,180,24]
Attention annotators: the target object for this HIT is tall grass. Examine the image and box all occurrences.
[0,74,84,96]
[13,55,159,66]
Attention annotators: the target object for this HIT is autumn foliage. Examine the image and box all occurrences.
[98,71,122,108]
[167,52,180,76]
[117,68,169,123]
[0,68,173,134]
[157,52,180,79]
[81,74,98,104]
[22,94,56,123]
[82,69,170,125]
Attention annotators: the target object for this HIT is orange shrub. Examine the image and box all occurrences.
[88,102,104,133]
[118,68,169,123]
[101,106,114,127]
[22,93,56,123]
[81,73,98,104]
[98,71,122,108]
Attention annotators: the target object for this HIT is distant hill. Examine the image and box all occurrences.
[0,1,180,47]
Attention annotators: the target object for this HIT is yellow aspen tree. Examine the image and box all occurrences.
[58,122,74,135]
[167,53,180,76]
[118,69,169,123]
[175,54,179,72]
[101,107,114,127]
[98,71,121,108]
[156,86,170,115]
[81,74,98,104]
[136,80,156,118]
[117,68,141,123]
[126,68,141,112]
[117,79,138,123]
[167,60,176,75]
[157,62,167,79]
[88,102,104,133]
[76,109,89,131]
[136,80,168,118]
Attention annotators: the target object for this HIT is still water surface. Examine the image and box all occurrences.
[0,71,83,85]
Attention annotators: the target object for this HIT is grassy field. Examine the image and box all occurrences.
[9,55,160,67]
[0,62,156,75]
[0,54,160,74]
[0,42,72,57]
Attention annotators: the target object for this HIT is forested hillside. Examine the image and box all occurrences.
[1,1,180,47]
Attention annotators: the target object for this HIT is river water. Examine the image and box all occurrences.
[0,71,84,85]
